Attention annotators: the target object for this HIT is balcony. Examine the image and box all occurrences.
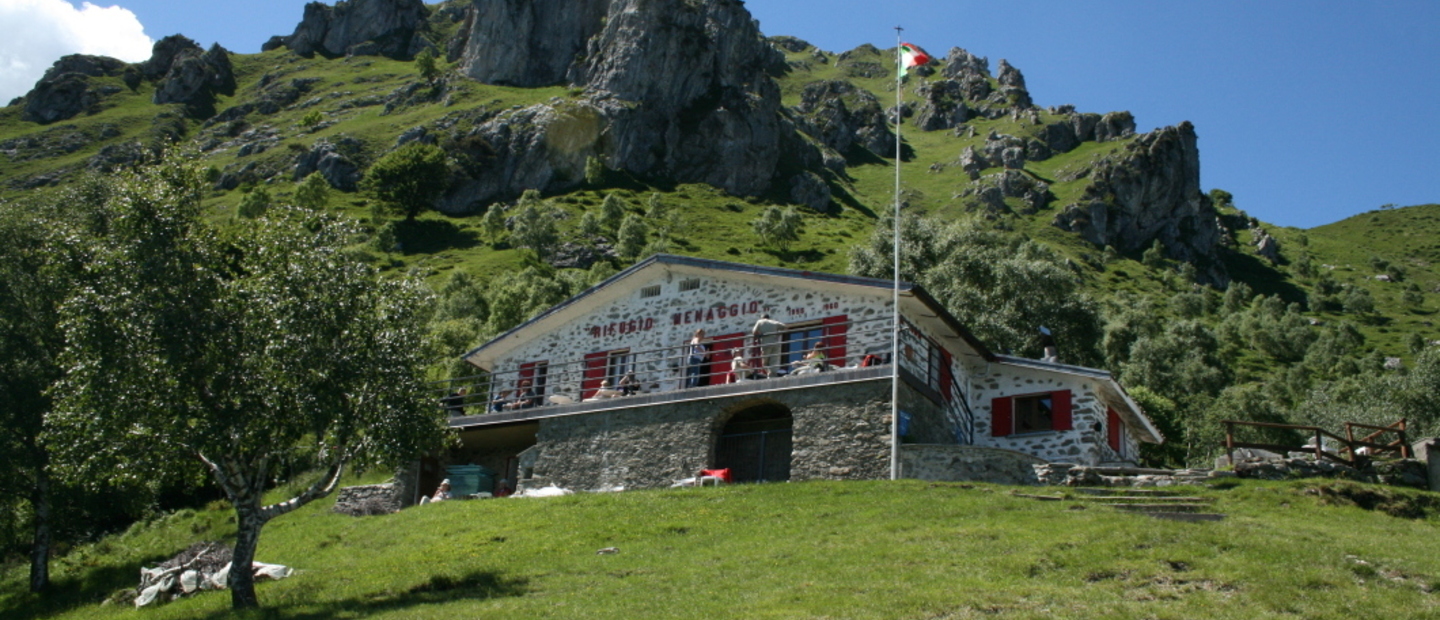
[436,316,904,428]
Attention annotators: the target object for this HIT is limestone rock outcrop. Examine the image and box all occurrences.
[456,0,609,86]
[1052,121,1225,282]
[438,0,814,212]
[790,80,894,157]
[143,36,236,113]
[262,0,429,60]
[18,55,127,124]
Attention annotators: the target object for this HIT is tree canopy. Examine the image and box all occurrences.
[361,142,450,223]
[48,156,444,609]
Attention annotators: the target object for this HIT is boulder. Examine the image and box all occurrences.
[294,139,362,191]
[263,0,429,60]
[995,59,1032,108]
[788,171,832,213]
[152,41,236,113]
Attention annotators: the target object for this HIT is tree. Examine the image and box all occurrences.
[0,199,77,592]
[49,157,443,609]
[751,206,802,251]
[481,203,508,245]
[414,48,441,84]
[600,193,627,233]
[294,171,331,211]
[511,203,560,259]
[361,142,449,223]
[578,211,602,238]
[850,214,1105,365]
[236,185,271,219]
[616,213,649,260]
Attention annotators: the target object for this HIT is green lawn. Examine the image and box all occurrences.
[5,478,1440,619]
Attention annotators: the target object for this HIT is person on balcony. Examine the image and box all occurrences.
[750,313,786,377]
[618,373,639,396]
[792,341,828,375]
[507,379,538,410]
[684,329,708,388]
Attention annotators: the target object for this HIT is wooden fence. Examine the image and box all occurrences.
[1222,418,1409,468]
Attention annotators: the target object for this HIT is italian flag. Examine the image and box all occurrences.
[899,42,931,78]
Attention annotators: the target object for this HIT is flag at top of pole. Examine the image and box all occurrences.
[899,42,932,78]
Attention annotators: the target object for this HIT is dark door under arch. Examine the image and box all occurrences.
[714,403,792,482]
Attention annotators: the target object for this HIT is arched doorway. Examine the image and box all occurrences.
[714,401,792,482]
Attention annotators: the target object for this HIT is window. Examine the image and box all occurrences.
[991,390,1072,437]
[640,284,662,298]
[1014,394,1053,434]
[679,278,701,292]
[782,322,825,366]
[606,349,632,384]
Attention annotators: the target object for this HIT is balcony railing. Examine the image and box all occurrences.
[434,315,901,418]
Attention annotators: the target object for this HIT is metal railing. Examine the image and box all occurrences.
[434,315,900,417]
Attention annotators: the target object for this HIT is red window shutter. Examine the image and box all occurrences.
[518,361,536,381]
[939,348,954,402]
[1107,407,1122,452]
[821,314,849,367]
[991,396,1013,437]
[581,352,607,399]
[709,332,745,384]
[1051,390,1073,431]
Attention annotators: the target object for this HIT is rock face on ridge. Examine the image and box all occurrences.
[439,0,812,212]
[1052,121,1225,283]
[262,0,429,60]
[456,0,609,86]
[144,36,236,113]
[18,55,128,124]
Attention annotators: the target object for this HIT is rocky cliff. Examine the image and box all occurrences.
[263,0,430,60]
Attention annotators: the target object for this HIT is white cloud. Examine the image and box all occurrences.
[0,0,153,106]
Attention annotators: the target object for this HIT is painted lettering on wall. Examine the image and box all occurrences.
[589,317,656,339]
[670,300,765,327]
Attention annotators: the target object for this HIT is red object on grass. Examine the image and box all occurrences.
[700,468,733,483]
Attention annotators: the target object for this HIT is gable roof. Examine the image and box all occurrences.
[461,253,995,369]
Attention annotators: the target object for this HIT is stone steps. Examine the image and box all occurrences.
[1013,487,1227,521]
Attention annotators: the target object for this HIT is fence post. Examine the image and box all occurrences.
[1224,421,1235,469]
[1314,429,1323,462]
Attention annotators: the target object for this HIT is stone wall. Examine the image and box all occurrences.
[333,483,403,516]
[899,445,1045,485]
[525,378,894,490]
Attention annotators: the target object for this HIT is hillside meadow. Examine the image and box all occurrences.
[4,477,1440,619]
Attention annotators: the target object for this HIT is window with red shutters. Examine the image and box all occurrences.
[1107,407,1123,454]
[995,389,1073,435]
[991,396,1013,437]
[581,352,607,400]
[821,314,848,367]
[708,332,746,384]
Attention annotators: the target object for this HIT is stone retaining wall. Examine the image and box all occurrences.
[899,445,1046,485]
[333,483,403,516]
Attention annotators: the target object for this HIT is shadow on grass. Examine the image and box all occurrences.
[0,556,167,620]
[195,571,529,620]
[1221,251,1307,305]
[397,219,480,254]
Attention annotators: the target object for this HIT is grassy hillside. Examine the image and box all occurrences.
[4,478,1440,619]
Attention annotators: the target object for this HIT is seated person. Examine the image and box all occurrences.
[587,380,622,401]
[618,373,639,396]
[506,380,539,410]
[431,479,452,502]
[490,389,513,412]
[791,343,827,374]
[729,348,752,382]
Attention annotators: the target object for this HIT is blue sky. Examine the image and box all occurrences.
[2,0,1436,229]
